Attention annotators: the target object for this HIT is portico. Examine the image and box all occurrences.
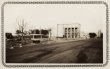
[64,23,80,39]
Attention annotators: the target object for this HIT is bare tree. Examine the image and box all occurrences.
[16,19,27,43]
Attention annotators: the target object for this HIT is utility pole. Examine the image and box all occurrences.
[57,24,58,40]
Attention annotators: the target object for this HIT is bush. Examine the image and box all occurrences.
[89,33,96,38]
[6,33,13,39]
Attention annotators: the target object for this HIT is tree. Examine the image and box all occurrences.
[89,33,97,38]
[16,30,22,35]
[100,33,103,38]
[30,29,40,34]
[16,19,27,42]
[41,29,49,35]
[6,33,13,39]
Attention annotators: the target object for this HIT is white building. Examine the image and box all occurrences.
[63,23,81,39]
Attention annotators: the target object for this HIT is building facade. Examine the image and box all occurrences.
[63,23,80,39]
[29,29,52,43]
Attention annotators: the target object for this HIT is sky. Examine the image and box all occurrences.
[4,4,106,36]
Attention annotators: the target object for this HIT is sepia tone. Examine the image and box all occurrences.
[4,3,105,63]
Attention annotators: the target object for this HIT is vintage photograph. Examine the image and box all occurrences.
[3,2,106,64]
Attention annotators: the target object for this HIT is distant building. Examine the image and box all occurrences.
[97,30,102,38]
[63,23,81,39]
[29,29,51,43]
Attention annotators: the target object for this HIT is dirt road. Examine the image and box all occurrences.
[6,38,103,63]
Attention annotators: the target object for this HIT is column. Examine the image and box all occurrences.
[72,28,73,38]
[67,28,68,39]
[71,28,72,38]
[74,27,75,39]
[33,35,34,39]
[76,27,77,38]
[77,28,79,38]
